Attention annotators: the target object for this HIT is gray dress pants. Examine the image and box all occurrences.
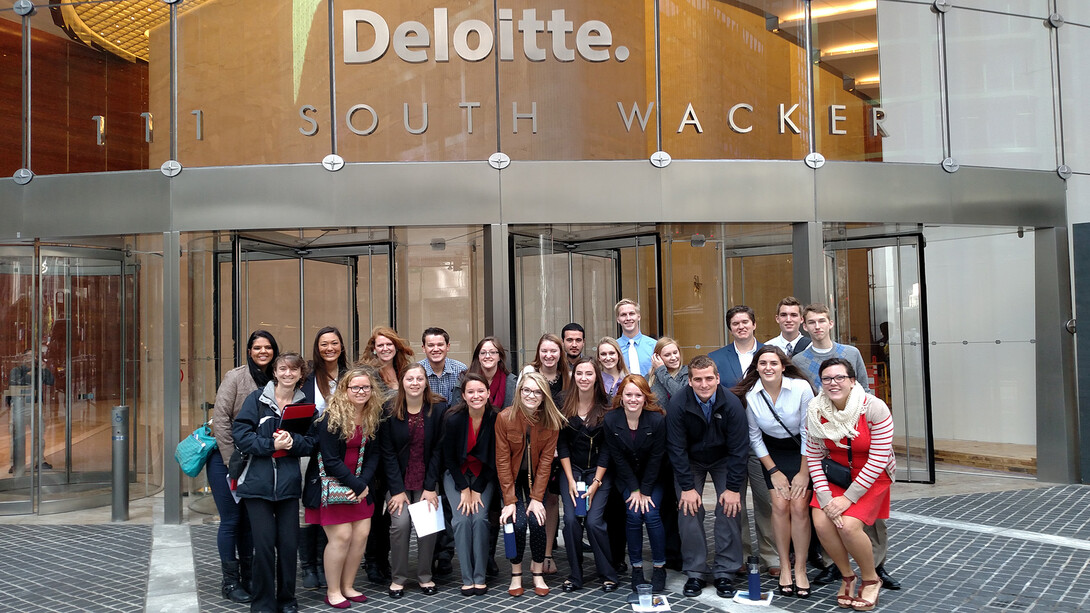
[740,454,780,569]
[444,471,494,586]
[675,457,743,580]
[387,489,437,586]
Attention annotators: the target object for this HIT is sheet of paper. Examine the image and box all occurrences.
[407,496,445,537]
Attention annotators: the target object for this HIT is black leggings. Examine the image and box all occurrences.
[508,476,546,565]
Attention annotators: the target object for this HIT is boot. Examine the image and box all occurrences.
[221,560,253,603]
[316,564,328,589]
[239,554,253,593]
[630,566,646,593]
[651,566,667,593]
[300,565,320,590]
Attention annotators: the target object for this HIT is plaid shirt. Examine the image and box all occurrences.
[419,358,468,403]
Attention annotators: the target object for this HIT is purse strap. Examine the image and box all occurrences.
[318,431,365,479]
[758,390,801,446]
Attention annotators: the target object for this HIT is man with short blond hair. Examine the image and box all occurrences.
[614,298,655,376]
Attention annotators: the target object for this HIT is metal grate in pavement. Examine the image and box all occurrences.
[0,524,151,613]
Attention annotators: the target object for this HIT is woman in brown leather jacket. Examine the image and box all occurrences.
[494,371,566,597]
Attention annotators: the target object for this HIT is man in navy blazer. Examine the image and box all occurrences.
[708,305,763,390]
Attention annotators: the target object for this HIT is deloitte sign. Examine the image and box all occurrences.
[343,8,630,64]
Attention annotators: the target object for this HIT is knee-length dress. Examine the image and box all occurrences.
[305,427,375,526]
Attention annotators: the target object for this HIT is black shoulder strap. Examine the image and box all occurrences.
[758,390,801,446]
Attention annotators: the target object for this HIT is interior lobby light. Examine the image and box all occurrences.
[781,1,877,23]
[822,42,879,57]
[855,75,880,86]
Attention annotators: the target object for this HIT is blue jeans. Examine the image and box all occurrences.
[206,450,252,563]
[621,483,665,567]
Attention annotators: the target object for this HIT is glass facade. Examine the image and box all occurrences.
[0,1,1084,513]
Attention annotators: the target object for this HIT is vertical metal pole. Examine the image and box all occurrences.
[566,251,575,322]
[935,5,951,159]
[64,261,72,476]
[21,13,30,169]
[804,0,817,154]
[327,0,339,154]
[299,256,305,352]
[30,241,39,509]
[169,3,179,161]
[112,405,130,521]
[232,232,242,366]
[164,231,183,524]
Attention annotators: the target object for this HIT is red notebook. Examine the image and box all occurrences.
[272,403,316,457]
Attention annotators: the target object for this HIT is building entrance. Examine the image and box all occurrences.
[825,235,933,483]
[0,244,148,514]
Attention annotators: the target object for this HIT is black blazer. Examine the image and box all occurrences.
[302,419,381,509]
[441,407,497,494]
[602,408,666,494]
[379,400,449,494]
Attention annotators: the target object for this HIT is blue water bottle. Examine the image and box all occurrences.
[503,521,517,559]
[747,555,762,601]
[575,481,587,517]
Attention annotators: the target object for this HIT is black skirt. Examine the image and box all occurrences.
[761,432,805,489]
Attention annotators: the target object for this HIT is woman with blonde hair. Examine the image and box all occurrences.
[648,337,689,406]
[495,372,567,597]
[595,337,630,398]
[302,366,386,608]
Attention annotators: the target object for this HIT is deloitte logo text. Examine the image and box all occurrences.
[343,8,629,64]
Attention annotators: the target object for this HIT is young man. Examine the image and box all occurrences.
[560,322,585,366]
[418,327,467,404]
[793,303,901,591]
[764,296,811,356]
[666,356,750,599]
[708,305,763,390]
[615,299,656,376]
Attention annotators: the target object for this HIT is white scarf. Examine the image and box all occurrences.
[806,382,866,449]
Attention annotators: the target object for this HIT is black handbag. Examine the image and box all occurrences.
[822,442,853,489]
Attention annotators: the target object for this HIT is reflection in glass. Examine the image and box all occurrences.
[28,1,150,175]
[172,0,332,167]
[1058,24,1089,173]
[945,10,1057,170]
[0,248,35,509]
[661,1,809,160]
[0,10,20,178]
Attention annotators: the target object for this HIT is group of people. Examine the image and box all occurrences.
[203,296,899,612]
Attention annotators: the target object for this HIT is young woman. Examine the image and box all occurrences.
[602,374,668,594]
[648,337,689,406]
[557,357,618,592]
[302,366,385,609]
[300,326,350,590]
[520,333,568,400]
[494,372,566,597]
[732,345,815,598]
[806,358,895,612]
[466,336,518,411]
[596,337,630,398]
[209,330,279,604]
[357,325,412,582]
[379,364,448,598]
[517,333,568,573]
[232,353,315,613]
[360,326,414,394]
[441,373,498,596]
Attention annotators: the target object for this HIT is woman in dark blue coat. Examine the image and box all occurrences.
[232,353,315,613]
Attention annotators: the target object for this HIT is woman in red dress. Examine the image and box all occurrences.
[805,358,895,612]
[303,366,385,609]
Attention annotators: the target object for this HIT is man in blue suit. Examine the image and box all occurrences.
[708,305,762,390]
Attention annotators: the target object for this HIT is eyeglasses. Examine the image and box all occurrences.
[348,385,372,394]
[520,388,544,398]
[479,350,500,357]
[820,375,851,385]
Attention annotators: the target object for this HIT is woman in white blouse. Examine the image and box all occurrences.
[731,345,815,599]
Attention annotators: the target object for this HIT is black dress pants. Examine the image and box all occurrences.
[245,497,299,613]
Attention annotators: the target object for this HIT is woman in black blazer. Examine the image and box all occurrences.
[441,373,497,596]
[378,363,448,598]
[602,374,668,594]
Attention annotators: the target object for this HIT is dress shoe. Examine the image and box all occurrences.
[39,461,52,470]
[532,571,550,596]
[301,568,320,590]
[813,564,842,586]
[387,587,404,599]
[323,596,350,609]
[316,566,327,588]
[420,584,438,595]
[768,566,781,578]
[433,558,454,577]
[682,577,706,597]
[280,605,299,613]
[714,577,735,598]
[875,564,901,590]
[365,562,390,584]
[461,586,476,596]
[474,586,488,596]
[508,571,524,597]
[601,581,619,593]
[561,580,579,592]
[651,566,667,593]
[486,557,499,577]
[345,594,367,603]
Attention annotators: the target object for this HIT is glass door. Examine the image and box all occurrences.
[511,230,659,368]
[825,235,933,483]
[0,247,36,513]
